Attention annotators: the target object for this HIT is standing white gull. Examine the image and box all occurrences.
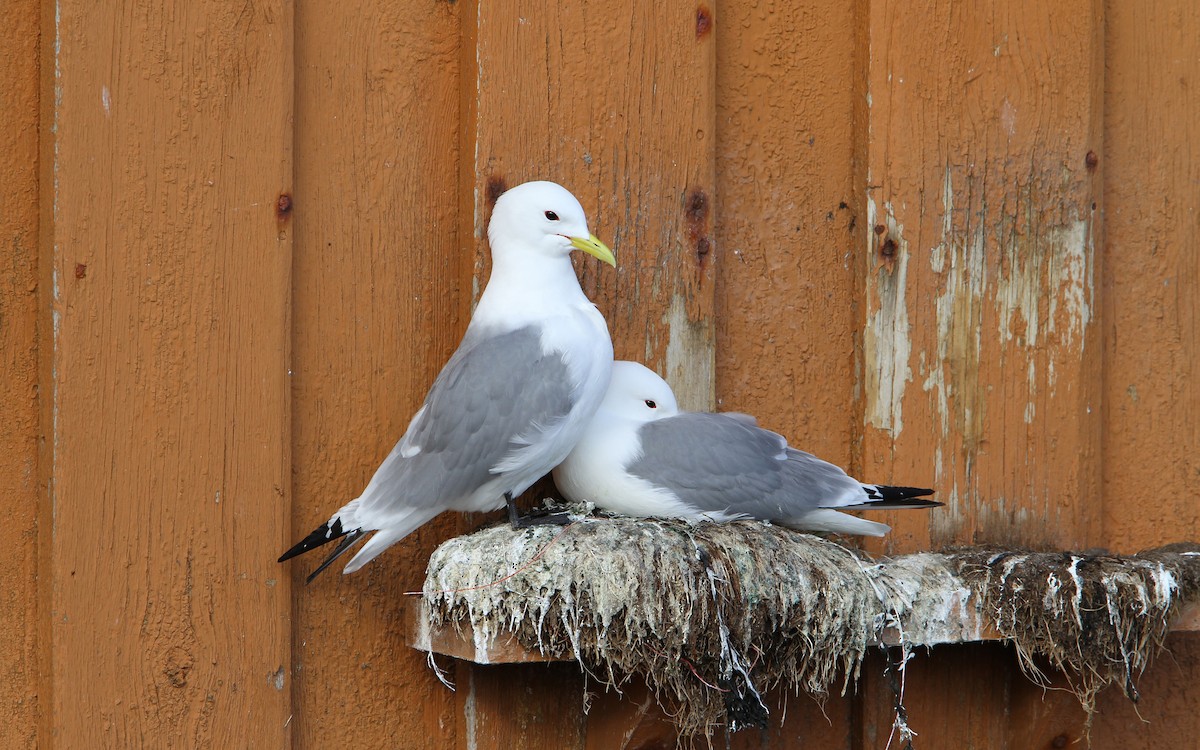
[281,181,616,581]
[553,361,939,536]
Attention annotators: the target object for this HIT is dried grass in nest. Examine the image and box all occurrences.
[949,544,1200,719]
[419,514,1200,739]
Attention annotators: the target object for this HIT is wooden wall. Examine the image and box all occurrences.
[2,0,1196,746]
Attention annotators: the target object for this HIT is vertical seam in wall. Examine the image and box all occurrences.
[847,0,872,484]
[1092,0,1108,548]
[848,1,872,747]
[37,0,60,745]
[456,3,482,745]
[283,0,298,741]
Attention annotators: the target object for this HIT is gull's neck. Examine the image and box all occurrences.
[472,245,590,330]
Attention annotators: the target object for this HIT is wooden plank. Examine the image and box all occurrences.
[1006,662,1089,750]
[1097,8,1200,747]
[1101,2,1200,552]
[467,0,718,410]
[0,0,41,745]
[289,0,463,746]
[461,2,717,747]
[47,1,293,744]
[852,0,1113,724]
[1091,634,1200,748]
[714,0,863,480]
[468,664,586,749]
[859,0,1105,554]
[582,682,680,750]
[408,598,1200,664]
[857,645,1010,750]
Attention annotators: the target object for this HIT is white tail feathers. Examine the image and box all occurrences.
[781,508,891,537]
[340,507,441,574]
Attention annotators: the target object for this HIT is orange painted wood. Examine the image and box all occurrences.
[859,0,1105,554]
[1102,1,1200,553]
[715,0,863,478]
[730,690,853,749]
[0,0,40,745]
[289,0,465,746]
[459,2,718,747]
[1006,664,1089,750]
[467,0,718,410]
[1092,634,1200,748]
[5,0,1199,746]
[467,663,586,749]
[47,1,294,744]
[582,682,681,750]
[857,645,1011,750]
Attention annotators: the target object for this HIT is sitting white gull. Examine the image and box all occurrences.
[281,181,616,581]
[553,361,938,535]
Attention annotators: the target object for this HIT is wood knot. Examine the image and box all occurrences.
[683,187,712,268]
[485,176,508,208]
[695,6,713,39]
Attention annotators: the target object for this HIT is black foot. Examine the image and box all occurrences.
[512,510,572,528]
[504,492,573,529]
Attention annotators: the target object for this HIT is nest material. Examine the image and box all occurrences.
[420,514,1200,737]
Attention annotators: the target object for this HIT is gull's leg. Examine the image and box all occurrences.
[505,492,521,527]
[505,491,572,528]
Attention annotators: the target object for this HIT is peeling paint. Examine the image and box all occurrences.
[663,293,715,412]
[996,215,1092,351]
[925,184,986,453]
[999,98,1017,137]
[864,197,911,438]
[464,668,478,750]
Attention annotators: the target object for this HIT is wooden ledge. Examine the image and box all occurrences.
[407,598,1200,665]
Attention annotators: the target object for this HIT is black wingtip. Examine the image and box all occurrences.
[870,485,935,500]
[873,497,944,510]
[850,485,942,510]
[305,529,366,584]
[278,518,347,563]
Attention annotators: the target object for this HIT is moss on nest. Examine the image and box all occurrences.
[419,515,1199,738]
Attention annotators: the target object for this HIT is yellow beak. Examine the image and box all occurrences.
[568,234,616,267]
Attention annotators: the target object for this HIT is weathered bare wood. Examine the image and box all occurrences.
[860,0,1105,553]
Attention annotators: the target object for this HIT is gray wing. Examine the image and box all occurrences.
[627,413,865,519]
[359,325,573,513]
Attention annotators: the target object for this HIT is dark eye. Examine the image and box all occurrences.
[544,210,559,221]
[644,400,657,409]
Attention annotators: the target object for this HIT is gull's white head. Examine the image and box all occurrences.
[487,181,615,267]
[600,361,680,423]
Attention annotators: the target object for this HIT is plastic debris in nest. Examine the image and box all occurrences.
[417,513,1200,738]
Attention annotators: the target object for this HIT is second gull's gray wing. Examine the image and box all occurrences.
[627,413,865,519]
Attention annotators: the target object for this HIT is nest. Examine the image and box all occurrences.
[419,514,1200,738]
